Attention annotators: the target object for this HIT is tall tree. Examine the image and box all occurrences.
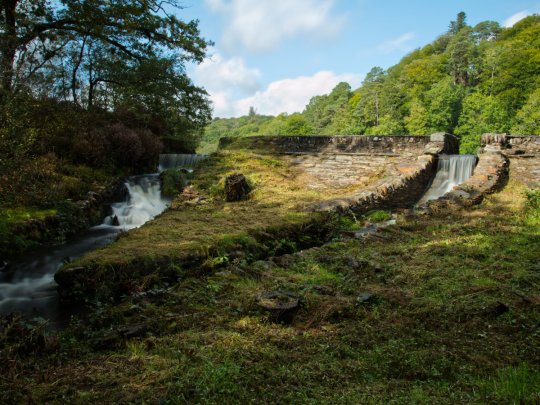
[0,0,210,91]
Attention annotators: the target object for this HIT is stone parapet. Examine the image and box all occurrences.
[482,133,540,155]
[219,134,459,156]
[482,134,540,186]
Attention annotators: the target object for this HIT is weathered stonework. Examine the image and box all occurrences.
[220,134,458,212]
[482,134,540,186]
[427,151,509,211]
[312,155,435,212]
[220,134,459,156]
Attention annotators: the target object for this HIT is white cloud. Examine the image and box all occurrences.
[210,70,363,117]
[503,11,530,28]
[192,51,362,117]
[203,0,345,51]
[192,51,261,95]
[378,32,416,54]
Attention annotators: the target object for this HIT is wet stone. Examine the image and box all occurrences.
[357,292,378,305]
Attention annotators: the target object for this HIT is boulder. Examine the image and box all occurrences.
[225,173,252,202]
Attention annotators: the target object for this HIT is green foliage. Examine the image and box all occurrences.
[525,189,540,211]
[512,88,540,134]
[455,92,510,153]
[161,169,187,198]
[199,13,540,151]
[0,0,211,164]
[365,210,392,223]
[489,363,540,404]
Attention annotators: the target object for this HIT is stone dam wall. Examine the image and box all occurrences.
[482,134,540,186]
[220,134,459,212]
[220,133,459,156]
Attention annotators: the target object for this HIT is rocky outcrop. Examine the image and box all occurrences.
[5,181,124,258]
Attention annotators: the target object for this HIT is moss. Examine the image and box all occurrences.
[365,209,392,222]
[0,207,57,224]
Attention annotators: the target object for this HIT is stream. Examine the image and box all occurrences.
[0,154,203,324]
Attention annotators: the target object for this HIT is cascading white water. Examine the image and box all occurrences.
[101,174,169,230]
[0,153,206,321]
[158,153,207,172]
[418,154,477,204]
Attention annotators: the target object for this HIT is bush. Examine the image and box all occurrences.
[161,169,187,198]
[108,123,144,167]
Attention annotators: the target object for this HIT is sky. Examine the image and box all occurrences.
[179,0,540,118]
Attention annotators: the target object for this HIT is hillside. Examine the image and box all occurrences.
[201,13,540,154]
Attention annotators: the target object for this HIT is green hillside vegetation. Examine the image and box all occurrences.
[202,13,540,154]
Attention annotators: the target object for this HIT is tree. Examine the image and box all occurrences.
[366,114,404,135]
[356,67,386,129]
[511,88,540,134]
[0,0,210,93]
[405,98,429,135]
[447,27,476,86]
[455,92,509,153]
[304,82,352,134]
[0,0,213,143]
[282,113,313,135]
[449,12,467,35]
[425,77,465,133]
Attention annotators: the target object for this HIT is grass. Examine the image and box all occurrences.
[2,179,539,403]
[0,207,57,224]
[64,149,395,271]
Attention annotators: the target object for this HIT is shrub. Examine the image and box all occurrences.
[161,169,186,198]
[108,123,144,167]
[71,129,112,167]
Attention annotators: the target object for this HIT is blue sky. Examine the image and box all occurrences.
[180,0,540,117]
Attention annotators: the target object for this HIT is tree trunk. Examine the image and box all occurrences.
[71,36,87,105]
[1,0,18,93]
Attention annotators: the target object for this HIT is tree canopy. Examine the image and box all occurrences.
[203,12,540,154]
[0,0,212,156]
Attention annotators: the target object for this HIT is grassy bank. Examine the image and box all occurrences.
[56,147,406,300]
[2,180,539,403]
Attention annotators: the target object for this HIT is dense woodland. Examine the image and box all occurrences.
[203,13,540,153]
[0,0,212,207]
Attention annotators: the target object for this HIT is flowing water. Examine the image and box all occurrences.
[0,154,204,322]
[158,153,207,172]
[418,154,477,204]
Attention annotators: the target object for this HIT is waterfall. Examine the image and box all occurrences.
[2,152,208,320]
[101,174,169,230]
[158,153,207,172]
[418,155,477,204]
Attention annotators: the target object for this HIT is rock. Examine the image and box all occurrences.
[312,285,335,296]
[225,173,252,202]
[0,260,9,273]
[120,323,149,339]
[111,215,120,226]
[257,291,300,324]
[357,292,378,305]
